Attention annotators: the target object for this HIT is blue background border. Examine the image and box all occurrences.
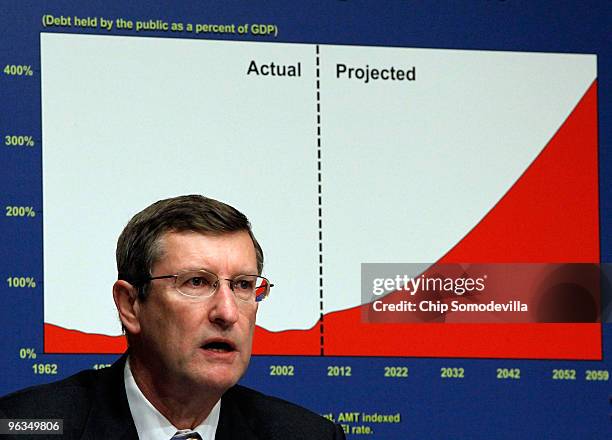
[1,1,610,438]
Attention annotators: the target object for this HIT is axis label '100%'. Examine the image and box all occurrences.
[6,277,37,288]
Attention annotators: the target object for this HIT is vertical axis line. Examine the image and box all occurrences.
[315,45,325,356]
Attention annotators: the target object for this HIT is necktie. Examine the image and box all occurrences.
[171,430,202,440]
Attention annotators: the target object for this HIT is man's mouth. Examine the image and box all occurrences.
[201,340,236,353]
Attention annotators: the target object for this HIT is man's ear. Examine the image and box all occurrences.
[113,280,142,335]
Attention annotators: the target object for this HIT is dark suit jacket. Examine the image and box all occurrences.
[0,356,345,440]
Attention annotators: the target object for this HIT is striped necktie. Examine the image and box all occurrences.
[171,430,202,440]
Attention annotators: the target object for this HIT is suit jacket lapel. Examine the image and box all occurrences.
[215,388,259,440]
[80,355,138,440]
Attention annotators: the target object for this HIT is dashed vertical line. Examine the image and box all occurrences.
[315,44,325,356]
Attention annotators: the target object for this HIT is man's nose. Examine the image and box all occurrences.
[208,280,239,328]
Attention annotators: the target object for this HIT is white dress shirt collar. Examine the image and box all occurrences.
[124,357,220,440]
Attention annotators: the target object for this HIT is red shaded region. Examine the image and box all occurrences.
[325,318,600,359]
[45,82,600,359]
[44,322,322,355]
[324,80,600,359]
[45,323,126,353]
[253,325,320,355]
[325,314,600,359]
[441,84,599,263]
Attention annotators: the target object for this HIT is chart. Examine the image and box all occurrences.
[40,34,600,359]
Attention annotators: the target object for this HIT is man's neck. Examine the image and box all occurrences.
[128,355,222,429]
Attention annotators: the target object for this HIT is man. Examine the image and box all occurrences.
[0,195,345,440]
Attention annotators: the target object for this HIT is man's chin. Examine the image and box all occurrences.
[189,365,244,394]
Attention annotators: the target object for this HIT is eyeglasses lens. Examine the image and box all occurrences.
[175,271,269,302]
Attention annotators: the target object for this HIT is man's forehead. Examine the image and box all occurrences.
[155,230,257,267]
[159,229,252,244]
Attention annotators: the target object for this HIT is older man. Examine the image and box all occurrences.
[0,195,345,440]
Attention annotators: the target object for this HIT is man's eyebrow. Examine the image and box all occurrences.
[179,267,260,277]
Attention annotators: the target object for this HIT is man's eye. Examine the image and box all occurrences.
[187,277,209,287]
[236,280,253,290]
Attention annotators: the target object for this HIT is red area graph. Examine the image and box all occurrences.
[45,81,600,359]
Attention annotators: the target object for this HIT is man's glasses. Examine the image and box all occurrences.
[143,269,273,302]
